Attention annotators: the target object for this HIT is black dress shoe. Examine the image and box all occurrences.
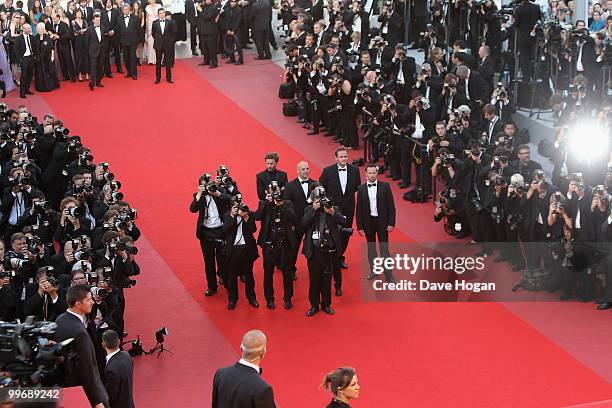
[167,79,174,83]
[25,90,34,95]
[88,84,94,91]
[254,56,266,60]
[367,273,376,280]
[391,176,401,181]
[192,49,199,56]
[125,74,132,78]
[117,70,124,74]
[307,129,319,135]
[105,74,113,78]
[398,183,410,189]
[340,261,348,269]
[198,61,209,66]
[209,64,218,69]
[249,299,260,308]
[96,83,104,87]
[560,294,570,301]
[335,287,342,296]
[284,300,293,310]
[132,76,137,80]
[306,307,318,317]
[226,58,236,64]
[227,302,236,310]
[267,301,275,310]
[154,79,160,84]
[20,94,26,98]
[234,61,244,65]
[205,288,217,297]
[597,302,611,310]
[323,306,335,315]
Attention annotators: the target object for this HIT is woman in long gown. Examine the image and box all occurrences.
[71,9,89,82]
[34,22,59,92]
[132,1,146,64]
[144,0,161,64]
[0,30,16,97]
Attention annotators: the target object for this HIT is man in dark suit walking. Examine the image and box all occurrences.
[13,23,37,98]
[283,161,316,279]
[356,164,397,282]
[54,285,109,408]
[256,152,288,200]
[100,0,122,77]
[152,8,177,83]
[249,0,272,60]
[212,330,276,408]
[197,0,221,68]
[118,4,139,80]
[85,13,108,91]
[49,13,76,82]
[102,329,135,408]
[319,147,361,295]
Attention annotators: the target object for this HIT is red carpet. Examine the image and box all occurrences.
[5,58,611,407]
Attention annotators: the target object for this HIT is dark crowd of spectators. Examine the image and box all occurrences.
[275,0,612,309]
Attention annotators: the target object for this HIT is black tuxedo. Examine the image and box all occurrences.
[283,177,316,274]
[221,5,243,62]
[319,163,360,271]
[255,169,289,200]
[13,33,38,97]
[79,6,95,22]
[54,312,109,407]
[118,14,140,78]
[301,205,347,308]
[101,7,122,74]
[377,11,402,46]
[50,20,76,81]
[249,0,272,59]
[104,351,135,408]
[198,3,221,66]
[356,180,395,277]
[85,24,108,88]
[190,192,231,291]
[223,212,259,303]
[478,55,496,94]
[513,1,541,78]
[23,284,67,321]
[185,0,199,52]
[212,362,276,408]
[152,18,177,81]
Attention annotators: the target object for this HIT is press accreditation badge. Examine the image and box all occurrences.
[312,230,320,240]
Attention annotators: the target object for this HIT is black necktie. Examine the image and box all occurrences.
[54,24,58,31]
[368,183,376,187]
[338,168,346,172]
[25,35,30,54]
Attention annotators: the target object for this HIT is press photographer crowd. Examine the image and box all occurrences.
[273,0,612,310]
[0,105,137,407]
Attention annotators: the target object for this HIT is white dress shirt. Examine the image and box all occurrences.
[106,349,120,364]
[338,165,348,194]
[160,19,165,34]
[367,181,378,216]
[203,196,223,228]
[298,178,309,198]
[234,217,246,245]
[8,190,26,226]
[67,309,87,326]
[95,25,101,42]
[238,358,260,373]
[23,33,32,56]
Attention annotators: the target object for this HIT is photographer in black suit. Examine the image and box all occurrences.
[54,284,109,408]
[118,4,140,80]
[254,182,296,310]
[102,329,135,408]
[212,330,276,408]
[283,161,316,279]
[14,23,38,98]
[513,0,541,80]
[223,198,259,310]
[302,185,347,316]
[256,152,289,200]
[356,164,396,283]
[190,173,231,297]
[319,147,361,294]
[197,0,221,68]
[151,8,177,83]
[85,12,108,91]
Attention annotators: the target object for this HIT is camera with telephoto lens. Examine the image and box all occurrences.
[67,206,84,218]
[318,188,333,209]
[90,285,110,300]
[269,181,282,200]
[10,175,31,186]
[33,200,50,214]
[67,136,82,151]
[26,235,43,255]
[54,126,70,138]
[206,181,218,195]
[4,253,30,271]
[440,152,455,167]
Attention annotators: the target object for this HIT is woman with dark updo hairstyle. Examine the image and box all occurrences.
[321,367,360,407]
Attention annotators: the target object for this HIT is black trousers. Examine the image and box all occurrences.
[57,45,75,80]
[227,245,256,303]
[365,217,391,276]
[289,227,305,274]
[89,53,104,88]
[267,21,277,48]
[399,138,415,185]
[263,244,293,302]
[252,29,271,58]
[122,44,137,78]
[307,248,337,308]
[189,21,198,51]
[200,33,218,65]
[199,235,225,291]
[104,36,122,74]
[155,48,172,80]
[19,56,35,96]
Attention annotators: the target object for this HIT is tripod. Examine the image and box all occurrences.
[149,341,174,359]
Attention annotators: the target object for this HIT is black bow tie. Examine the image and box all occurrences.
[338,168,346,172]
[300,180,309,184]
[368,183,376,187]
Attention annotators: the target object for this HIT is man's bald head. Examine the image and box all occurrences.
[240,330,267,361]
[297,161,310,179]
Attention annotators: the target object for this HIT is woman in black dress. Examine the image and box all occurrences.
[321,367,360,408]
[34,22,59,92]
[71,9,89,82]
